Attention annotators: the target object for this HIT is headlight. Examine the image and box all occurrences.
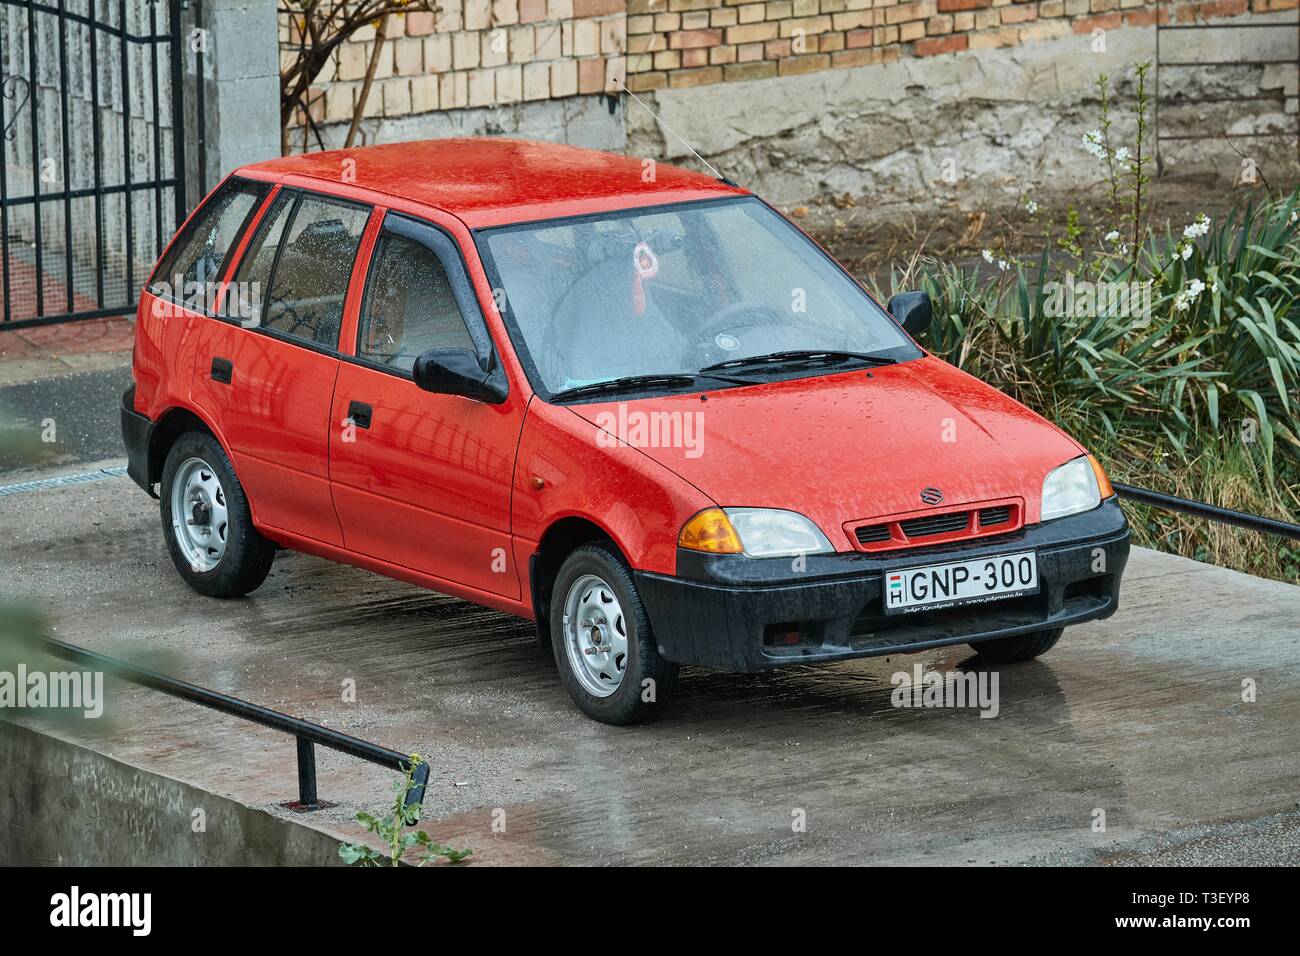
[1040,455,1103,521]
[726,508,834,557]
[679,508,833,557]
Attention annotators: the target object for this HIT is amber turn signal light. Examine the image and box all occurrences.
[1088,455,1114,499]
[678,508,744,554]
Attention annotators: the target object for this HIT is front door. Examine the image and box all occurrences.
[328,212,524,600]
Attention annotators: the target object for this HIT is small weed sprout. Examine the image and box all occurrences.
[339,754,473,867]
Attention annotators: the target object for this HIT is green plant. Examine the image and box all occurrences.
[338,754,472,867]
[866,185,1300,582]
[1128,62,1152,266]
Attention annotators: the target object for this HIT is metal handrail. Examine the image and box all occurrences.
[1114,483,1300,541]
[22,635,428,812]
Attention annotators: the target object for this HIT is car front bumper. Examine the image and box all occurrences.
[634,497,1130,671]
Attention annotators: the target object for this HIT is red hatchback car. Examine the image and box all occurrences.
[121,138,1129,724]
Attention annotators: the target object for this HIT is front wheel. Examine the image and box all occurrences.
[159,431,275,598]
[550,544,676,725]
[970,626,1064,663]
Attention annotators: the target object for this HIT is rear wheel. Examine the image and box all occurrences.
[159,431,275,598]
[550,544,676,725]
[970,626,1064,663]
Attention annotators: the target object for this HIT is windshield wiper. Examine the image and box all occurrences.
[699,350,899,375]
[549,373,738,403]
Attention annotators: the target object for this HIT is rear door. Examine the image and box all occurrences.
[136,176,268,416]
[189,187,373,546]
[328,210,525,599]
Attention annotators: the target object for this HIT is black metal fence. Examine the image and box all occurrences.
[1115,482,1300,541]
[0,0,201,330]
[27,633,429,813]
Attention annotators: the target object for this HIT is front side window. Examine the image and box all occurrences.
[358,229,475,373]
[148,177,266,311]
[227,190,369,348]
[479,197,919,397]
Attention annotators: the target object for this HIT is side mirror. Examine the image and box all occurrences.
[412,348,507,404]
[887,290,932,340]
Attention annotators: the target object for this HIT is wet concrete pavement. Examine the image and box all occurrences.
[2,467,1299,865]
[0,363,132,474]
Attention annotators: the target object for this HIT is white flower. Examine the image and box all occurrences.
[982,249,994,264]
[1081,129,1106,159]
[1289,209,1297,225]
[1104,230,1120,243]
[1182,214,1210,240]
[997,259,1009,272]
[1024,198,1038,215]
[1119,244,1129,256]
[1114,146,1131,164]
[1180,244,1193,261]
[1173,278,1206,312]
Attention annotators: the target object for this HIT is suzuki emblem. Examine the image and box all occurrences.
[920,487,943,505]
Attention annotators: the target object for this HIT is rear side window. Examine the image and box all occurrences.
[227,190,370,349]
[358,232,475,373]
[148,178,266,311]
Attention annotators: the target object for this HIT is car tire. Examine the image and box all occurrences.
[970,626,1064,663]
[550,543,677,725]
[159,430,275,598]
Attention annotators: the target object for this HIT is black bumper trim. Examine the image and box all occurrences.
[120,386,157,498]
[635,498,1130,671]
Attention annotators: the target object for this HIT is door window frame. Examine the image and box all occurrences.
[350,210,500,383]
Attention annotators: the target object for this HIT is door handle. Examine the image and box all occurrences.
[210,357,233,384]
[347,400,372,429]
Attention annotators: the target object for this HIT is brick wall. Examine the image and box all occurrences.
[283,0,629,133]
[283,0,1294,135]
[625,0,1294,91]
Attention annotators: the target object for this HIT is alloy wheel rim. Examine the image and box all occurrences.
[562,573,629,698]
[170,456,228,572]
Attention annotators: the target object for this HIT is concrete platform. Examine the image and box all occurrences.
[2,466,1298,865]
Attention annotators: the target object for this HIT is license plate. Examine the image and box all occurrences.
[884,550,1038,614]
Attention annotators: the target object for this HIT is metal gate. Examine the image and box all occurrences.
[0,0,194,330]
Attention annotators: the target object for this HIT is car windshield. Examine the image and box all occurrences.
[478,197,920,398]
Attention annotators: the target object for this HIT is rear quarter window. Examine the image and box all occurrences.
[148,178,267,312]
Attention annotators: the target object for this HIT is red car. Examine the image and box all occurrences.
[121,139,1129,725]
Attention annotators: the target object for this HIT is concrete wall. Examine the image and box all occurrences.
[196,0,283,186]
[0,719,344,866]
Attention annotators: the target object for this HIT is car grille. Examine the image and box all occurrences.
[978,505,1011,527]
[855,524,892,544]
[849,500,1023,552]
[899,511,969,538]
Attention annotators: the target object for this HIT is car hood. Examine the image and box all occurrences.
[568,355,1084,550]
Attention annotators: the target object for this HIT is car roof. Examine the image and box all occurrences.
[238,138,749,230]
